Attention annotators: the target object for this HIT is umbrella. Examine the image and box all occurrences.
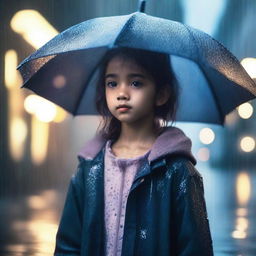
[17,0,256,125]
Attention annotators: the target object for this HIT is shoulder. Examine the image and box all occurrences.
[164,156,205,198]
[77,132,107,160]
[72,149,105,182]
[165,155,202,180]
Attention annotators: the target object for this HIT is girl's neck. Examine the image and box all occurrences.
[110,119,166,158]
[115,119,159,147]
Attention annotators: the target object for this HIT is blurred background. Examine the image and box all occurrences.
[1,0,256,255]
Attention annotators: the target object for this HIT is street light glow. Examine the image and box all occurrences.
[10,117,28,161]
[10,10,58,49]
[53,107,68,123]
[4,50,22,89]
[31,115,49,165]
[24,95,56,122]
[24,94,67,123]
[24,94,57,123]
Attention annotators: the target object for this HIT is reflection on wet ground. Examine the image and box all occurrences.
[0,190,65,256]
[0,166,256,256]
[203,166,256,256]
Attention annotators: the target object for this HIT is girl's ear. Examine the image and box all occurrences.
[156,85,171,106]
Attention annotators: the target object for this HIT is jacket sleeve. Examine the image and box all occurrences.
[172,159,214,256]
[54,162,85,256]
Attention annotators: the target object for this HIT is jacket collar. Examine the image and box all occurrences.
[78,126,196,165]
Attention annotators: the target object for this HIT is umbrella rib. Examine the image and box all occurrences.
[199,65,225,124]
[112,13,137,47]
[183,24,225,124]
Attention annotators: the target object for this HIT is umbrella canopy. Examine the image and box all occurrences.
[17,11,256,125]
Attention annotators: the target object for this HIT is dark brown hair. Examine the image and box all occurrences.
[95,47,179,141]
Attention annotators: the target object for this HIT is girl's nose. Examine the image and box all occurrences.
[117,94,129,100]
[117,83,129,100]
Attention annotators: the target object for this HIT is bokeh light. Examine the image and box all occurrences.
[10,117,28,161]
[24,95,42,114]
[197,147,210,162]
[232,217,248,239]
[10,10,58,49]
[236,208,248,217]
[31,115,49,165]
[24,95,57,123]
[34,103,56,123]
[241,58,256,79]
[237,102,253,119]
[52,75,66,88]
[240,136,255,152]
[53,106,67,123]
[4,50,23,89]
[199,128,215,144]
[236,172,251,206]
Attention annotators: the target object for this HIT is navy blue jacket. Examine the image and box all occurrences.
[54,127,214,255]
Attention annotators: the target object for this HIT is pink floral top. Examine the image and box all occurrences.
[104,140,150,256]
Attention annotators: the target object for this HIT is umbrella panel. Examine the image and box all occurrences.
[205,66,255,115]
[172,56,221,124]
[22,47,108,114]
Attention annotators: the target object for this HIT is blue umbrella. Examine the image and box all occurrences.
[17,1,256,125]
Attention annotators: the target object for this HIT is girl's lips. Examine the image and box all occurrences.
[116,104,132,111]
[117,107,131,112]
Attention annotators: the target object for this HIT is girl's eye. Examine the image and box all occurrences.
[131,81,143,87]
[106,81,117,88]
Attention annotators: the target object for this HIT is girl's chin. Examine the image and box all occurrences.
[115,117,137,124]
[117,117,147,126]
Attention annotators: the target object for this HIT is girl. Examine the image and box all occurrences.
[54,47,214,255]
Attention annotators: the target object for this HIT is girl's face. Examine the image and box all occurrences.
[105,56,161,125]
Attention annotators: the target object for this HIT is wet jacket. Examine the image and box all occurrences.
[54,127,214,255]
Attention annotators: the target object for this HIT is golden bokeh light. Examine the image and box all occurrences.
[232,229,247,239]
[4,244,27,255]
[236,207,248,217]
[24,94,57,123]
[31,115,49,165]
[53,106,67,123]
[232,217,248,239]
[237,102,253,119]
[199,128,215,145]
[35,102,56,123]
[11,190,60,254]
[236,172,251,206]
[10,10,58,49]
[27,195,48,210]
[5,49,27,161]
[4,50,23,89]
[10,117,28,161]
[24,94,42,114]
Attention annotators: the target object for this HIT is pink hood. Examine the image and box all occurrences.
[78,126,196,165]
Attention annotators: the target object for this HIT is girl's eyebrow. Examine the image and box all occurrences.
[105,73,146,79]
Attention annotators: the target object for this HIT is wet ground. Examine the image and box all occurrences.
[0,165,256,256]
[0,190,65,256]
